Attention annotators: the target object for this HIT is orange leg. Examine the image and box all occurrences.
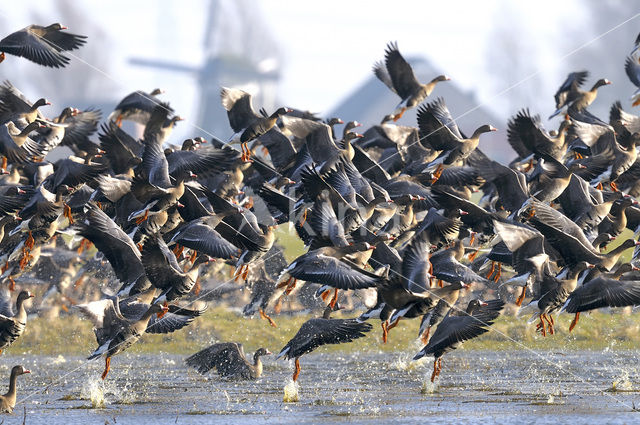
[172,244,184,258]
[381,321,389,344]
[259,308,277,328]
[538,315,547,337]
[523,158,534,172]
[437,279,443,288]
[193,278,201,296]
[392,107,406,122]
[137,243,143,252]
[276,276,292,289]
[25,231,35,250]
[64,203,74,225]
[73,274,85,289]
[421,326,431,345]
[0,52,4,64]
[430,164,444,185]
[388,317,400,331]
[486,261,496,279]
[157,301,168,319]
[274,297,283,314]
[544,314,554,335]
[299,208,308,227]
[101,356,111,380]
[242,264,250,280]
[595,182,604,191]
[284,278,298,296]
[569,312,580,332]
[7,277,15,291]
[292,358,301,382]
[493,263,502,283]
[0,262,7,274]
[467,250,479,261]
[76,238,89,255]
[115,115,123,127]
[610,182,619,193]
[189,250,198,264]
[515,286,527,306]
[430,358,438,382]
[320,289,332,301]
[0,157,6,172]
[469,232,476,246]
[135,209,149,225]
[329,288,339,308]
[19,251,29,270]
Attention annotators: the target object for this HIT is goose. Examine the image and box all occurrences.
[185,343,271,380]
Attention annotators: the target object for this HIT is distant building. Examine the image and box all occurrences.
[329,56,509,163]
[195,56,280,138]
[130,0,282,140]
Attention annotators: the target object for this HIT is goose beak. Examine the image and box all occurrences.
[23,369,30,374]
[479,300,489,306]
[27,291,34,298]
[265,349,273,355]
[489,126,498,132]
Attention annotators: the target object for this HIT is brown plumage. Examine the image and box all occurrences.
[185,343,271,380]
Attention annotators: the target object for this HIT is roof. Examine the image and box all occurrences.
[329,56,510,162]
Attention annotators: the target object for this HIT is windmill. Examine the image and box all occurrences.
[129,0,281,138]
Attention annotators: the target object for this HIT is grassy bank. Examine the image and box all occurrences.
[8,307,640,358]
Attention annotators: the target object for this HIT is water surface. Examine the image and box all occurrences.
[3,349,640,424]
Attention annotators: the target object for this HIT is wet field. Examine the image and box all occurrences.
[2,349,640,424]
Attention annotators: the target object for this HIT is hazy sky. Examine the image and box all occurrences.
[1,1,638,142]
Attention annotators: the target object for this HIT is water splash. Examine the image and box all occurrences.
[610,370,633,392]
[421,377,438,394]
[49,355,67,365]
[283,379,300,403]
[81,379,108,408]
[391,354,425,372]
[80,377,133,407]
[390,355,409,371]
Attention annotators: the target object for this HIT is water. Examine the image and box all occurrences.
[2,350,640,424]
